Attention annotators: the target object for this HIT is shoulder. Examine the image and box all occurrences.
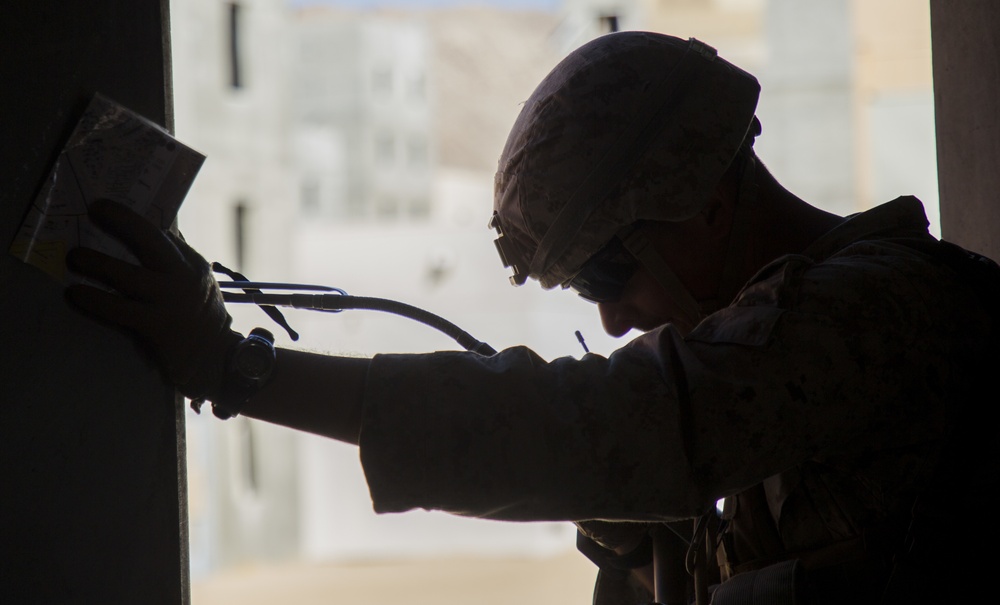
[690,235,989,354]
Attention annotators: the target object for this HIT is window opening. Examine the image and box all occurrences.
[301,178,320,214]
[375,133,395,165]
[238,418,259,496]
[599,14,620,33]
[228,2,243,89]
[234,201,247,271]
[372,67,393,95]
[375,195,399,219]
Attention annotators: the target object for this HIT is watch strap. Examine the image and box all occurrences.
[191,328,276,419]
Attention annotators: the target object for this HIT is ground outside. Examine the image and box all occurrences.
[191,550,598,605]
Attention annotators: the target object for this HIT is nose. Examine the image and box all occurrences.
[597,302,634,338]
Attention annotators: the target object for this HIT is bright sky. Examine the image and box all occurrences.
[288,0,559,11]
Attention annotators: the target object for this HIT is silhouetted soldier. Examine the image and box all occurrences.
[68,32,998,604]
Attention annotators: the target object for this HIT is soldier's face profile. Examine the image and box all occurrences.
[596,264,698,336]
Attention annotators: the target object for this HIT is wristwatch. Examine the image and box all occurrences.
[210,327,277,419]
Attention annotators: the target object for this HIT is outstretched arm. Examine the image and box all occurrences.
[239,348,367,444]
[65,199,366,444]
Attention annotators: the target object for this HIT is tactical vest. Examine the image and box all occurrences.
[711,239,1000,605]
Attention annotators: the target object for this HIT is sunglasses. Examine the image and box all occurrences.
[568,237,639,303]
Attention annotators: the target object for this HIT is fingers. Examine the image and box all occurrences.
[87,199,187,274]
[167,230,213,272]
[64,202,236,396]
[66,247,163,301]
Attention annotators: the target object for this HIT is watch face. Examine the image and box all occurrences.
[234,341,275,381]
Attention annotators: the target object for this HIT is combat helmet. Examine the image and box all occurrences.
[489,31,761,321]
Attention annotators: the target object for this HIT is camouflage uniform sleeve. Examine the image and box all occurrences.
[358,240,983,522]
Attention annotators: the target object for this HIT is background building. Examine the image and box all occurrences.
[294,12,434,221]
[171,0,596,580]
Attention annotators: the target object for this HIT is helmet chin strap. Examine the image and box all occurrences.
[619,225,703,330]
[619,149,758,331]
[711,149,757,312]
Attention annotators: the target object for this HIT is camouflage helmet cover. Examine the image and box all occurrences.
[491,31,761,289]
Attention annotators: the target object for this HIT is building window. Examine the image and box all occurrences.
[227,3,243,89]
[375,133,395,165]
[346,196,366,219]
[372,67,393,96]
[407,73,426,100]
[234,201,247,270]
[407,135,428,167]
[301,178,320,214]
[375,195,399,219]
[409,197,431,219]
[238,418,259,496]
[599,14,620,34]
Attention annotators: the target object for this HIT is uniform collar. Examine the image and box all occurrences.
[800,196,932,262]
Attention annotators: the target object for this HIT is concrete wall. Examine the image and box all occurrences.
[0,1,187,602]
[930,1,1000,259]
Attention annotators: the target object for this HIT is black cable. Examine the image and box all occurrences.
[222,291,497,356]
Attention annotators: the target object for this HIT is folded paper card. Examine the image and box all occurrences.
[10,94,205,283]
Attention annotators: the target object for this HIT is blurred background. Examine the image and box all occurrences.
[168,0,937,602]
